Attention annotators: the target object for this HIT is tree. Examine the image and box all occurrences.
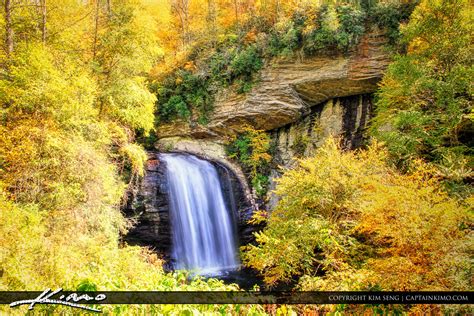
[206,0,217,45]
[91,0,160,132]
[4,0,13,55]
[39,0,47,43]
[171,0,191,49]
[371,0,473,197]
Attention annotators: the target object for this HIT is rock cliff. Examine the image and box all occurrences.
[156,30,389,139]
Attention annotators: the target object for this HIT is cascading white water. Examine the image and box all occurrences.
[161,153,239,274]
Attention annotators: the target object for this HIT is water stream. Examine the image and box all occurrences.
[160,153,240,275]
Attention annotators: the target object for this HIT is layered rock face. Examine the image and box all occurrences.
[267,94,373,209]
[271,94,374,167]
[156,30,389,139]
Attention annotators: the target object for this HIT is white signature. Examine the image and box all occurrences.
[9,288,106,313]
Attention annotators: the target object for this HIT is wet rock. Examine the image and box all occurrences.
[122,153,172,259]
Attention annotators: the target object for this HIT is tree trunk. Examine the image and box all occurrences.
[4,0,13,56]
[233,0,239,27]
[106,0,112,16]
[41,0,47,43]
[206,0,217,47]
[171,0,190,50]
[275,0,280,22]
[183,0,189,47]
[93,0,100,60]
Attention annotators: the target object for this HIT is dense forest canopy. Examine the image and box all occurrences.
[0,0,472,314]
[150,0,416,123]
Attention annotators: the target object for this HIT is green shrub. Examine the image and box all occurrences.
[335,5,366,49]
[252,173,270,197]
[226,127,272,197]
[160,95,190,120]
[155,69,212,123]
[268,20,302,57]
[303,5,365,55]
[370,2,416,45]
[230,45,264,92]
[208,51,234,87]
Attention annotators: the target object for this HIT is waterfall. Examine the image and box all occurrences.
[160,153,240,274]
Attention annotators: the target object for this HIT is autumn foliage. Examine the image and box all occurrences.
[0,0,471,314]
[243,138,472,294]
